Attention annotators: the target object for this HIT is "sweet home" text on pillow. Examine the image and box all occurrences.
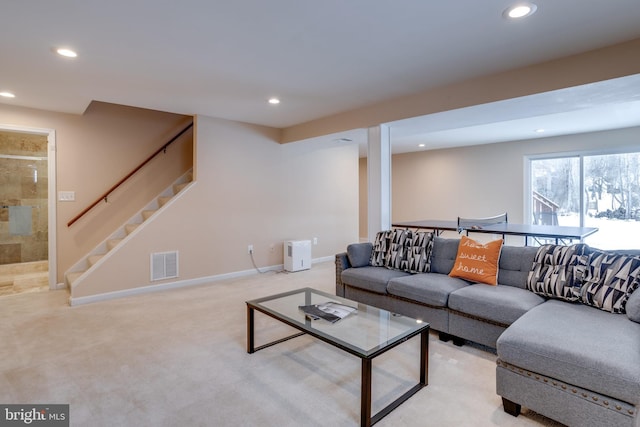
[449,235,503,285]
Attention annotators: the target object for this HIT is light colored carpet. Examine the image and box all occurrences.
[0,261,563,426]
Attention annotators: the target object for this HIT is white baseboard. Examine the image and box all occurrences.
[312,255,334,264]
[68,257,332,306]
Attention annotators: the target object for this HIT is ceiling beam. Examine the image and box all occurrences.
[281,38,640,144]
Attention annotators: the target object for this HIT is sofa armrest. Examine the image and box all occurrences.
[335,252,351,297]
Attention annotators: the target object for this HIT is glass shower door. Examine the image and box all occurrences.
[0,130,49,296]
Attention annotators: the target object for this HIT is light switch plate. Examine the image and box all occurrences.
[58,191,75,201]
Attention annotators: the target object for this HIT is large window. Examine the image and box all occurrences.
[530,151,640,249]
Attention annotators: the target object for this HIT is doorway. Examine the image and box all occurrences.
[0,126,57,296]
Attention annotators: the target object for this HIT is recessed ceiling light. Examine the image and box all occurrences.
[418,143,426,148]
[503,2,538,19]
[0,91,16,98]
[535,128,545,133]
[56,48,78,58]
[268,97,280,105]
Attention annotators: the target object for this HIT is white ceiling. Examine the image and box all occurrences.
[2,1,640,153]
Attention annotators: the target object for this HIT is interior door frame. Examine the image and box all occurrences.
[0,124,58,290]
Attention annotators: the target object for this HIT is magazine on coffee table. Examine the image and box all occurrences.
[299,301,357,323]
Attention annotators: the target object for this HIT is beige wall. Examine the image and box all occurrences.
[388,125,640,242]
[0,102,192,282]
[72,115,359,298]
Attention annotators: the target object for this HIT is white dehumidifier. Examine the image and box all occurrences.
[284,240,311,272]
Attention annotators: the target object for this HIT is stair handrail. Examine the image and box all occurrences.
[67,122,193,227]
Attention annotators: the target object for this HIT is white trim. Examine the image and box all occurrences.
[68,257,334,306]
[48,130,57,290]
[0,123,57,290]
[522,156,531,224]
[579,155,585,228]
[526,144,640,161]
[312,255,334,264]
[0,154,47,161]
[69,264,284,306]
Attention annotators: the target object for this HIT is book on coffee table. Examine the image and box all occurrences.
[299,301,357,323]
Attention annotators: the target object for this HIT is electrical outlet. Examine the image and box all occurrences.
[248,244,253,254]
[313,237,318,245]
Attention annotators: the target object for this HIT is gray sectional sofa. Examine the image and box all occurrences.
[335,231,640,427]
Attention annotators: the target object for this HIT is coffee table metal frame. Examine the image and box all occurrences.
[246,287,429,427]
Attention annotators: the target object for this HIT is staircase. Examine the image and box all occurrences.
[65,170,193,289]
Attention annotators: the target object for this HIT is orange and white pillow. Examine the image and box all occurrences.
[449,235,503,285]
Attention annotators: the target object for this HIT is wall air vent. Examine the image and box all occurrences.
[150,251,179,281]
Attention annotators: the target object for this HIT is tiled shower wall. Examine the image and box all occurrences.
[0,131,48,265]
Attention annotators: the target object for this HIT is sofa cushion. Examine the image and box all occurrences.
[341,266,409,294]
[430,237,460,274]
[497,245,538,289]
[347,243,373,268]
[385,229,411,270]
[387,273,469,308]
[406,231,434,273]
[448,284,545,325]
[527,243,589,302]
[580,250,640,313]
[627,288,640,323]
[370,230,393,267]
[449,236,503,285]
[497,300,640,405]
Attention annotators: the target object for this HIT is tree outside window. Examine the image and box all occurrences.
[530,152,640,249]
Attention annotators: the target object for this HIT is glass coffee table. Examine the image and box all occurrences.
[246,287,429,427]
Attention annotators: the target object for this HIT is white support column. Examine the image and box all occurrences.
[367,125,391,241]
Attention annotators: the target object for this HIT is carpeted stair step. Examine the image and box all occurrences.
[173,182,190,193]
[88,254,105,266]
[158,196,173,207]
[125,224,139,234]
[67,271,85,286]
[142,210,156,220]
[107,239,122,250]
